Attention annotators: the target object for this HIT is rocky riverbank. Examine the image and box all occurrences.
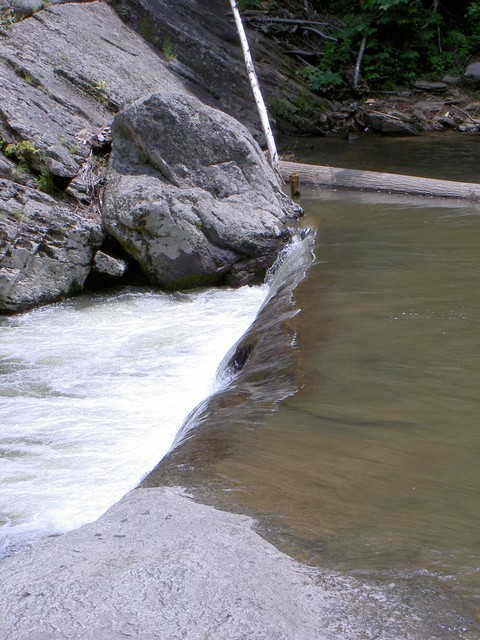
[0,0,304,313]
[1,4,479,638]
[1,0,479,313]
[309,83,480,138]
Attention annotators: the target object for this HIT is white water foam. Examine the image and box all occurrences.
[0,285,266,551]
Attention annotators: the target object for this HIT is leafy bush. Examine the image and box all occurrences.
[270,98,292,120]
[299,67,344,93]
[284,0,480,93]
[0,8,18,28]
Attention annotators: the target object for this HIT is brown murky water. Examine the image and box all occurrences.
[281,129,480,182]
[146,133,480,635]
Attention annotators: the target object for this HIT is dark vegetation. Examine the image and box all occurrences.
[238,1,480,94]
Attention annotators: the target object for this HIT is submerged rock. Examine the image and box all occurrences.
[103,91,302,289]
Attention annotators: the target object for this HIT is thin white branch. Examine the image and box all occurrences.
[354,34,368,90]
[228,0,279,168]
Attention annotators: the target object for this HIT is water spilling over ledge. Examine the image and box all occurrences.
[0,226,475,639]
[142,231,316,486]
[0,283,266,554]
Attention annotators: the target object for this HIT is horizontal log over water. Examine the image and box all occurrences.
[279,160,480,201]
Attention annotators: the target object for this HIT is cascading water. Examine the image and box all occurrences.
[0,283,267,554]
[142,231,316,486]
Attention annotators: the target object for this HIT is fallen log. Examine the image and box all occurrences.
[278,160,480,201]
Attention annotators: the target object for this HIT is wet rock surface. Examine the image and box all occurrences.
[0,486,470,640]
[103,91,302,289]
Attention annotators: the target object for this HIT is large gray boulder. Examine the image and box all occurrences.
[103,92,302,289]
[464,61,480,86]
[0,179,103,312]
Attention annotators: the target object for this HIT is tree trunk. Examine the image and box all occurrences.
[228,0,279,167]
[354,34,368,90]
[278,161,480,201]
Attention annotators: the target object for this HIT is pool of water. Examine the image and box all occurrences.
[2,130,480,637]
[280,129,480,182]
[145,133,480,635]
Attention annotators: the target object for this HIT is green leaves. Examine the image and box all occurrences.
[364,0,408,10]
[296,0,479,93]
[299,67,344,93]
[4,140,40,164]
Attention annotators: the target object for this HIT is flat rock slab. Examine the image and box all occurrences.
[0,1,183,179]
[0,487,470,640]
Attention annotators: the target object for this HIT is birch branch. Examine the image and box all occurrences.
[353,34,367,90]
[228,0,279,168]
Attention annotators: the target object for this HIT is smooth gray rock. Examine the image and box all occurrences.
[0,486,458,640]
[442,74,461,86]
[464,61,480,85]
[0,179,103,312]
[103,92,302,289]
[413,80,447,92]
[360,109,421,136]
